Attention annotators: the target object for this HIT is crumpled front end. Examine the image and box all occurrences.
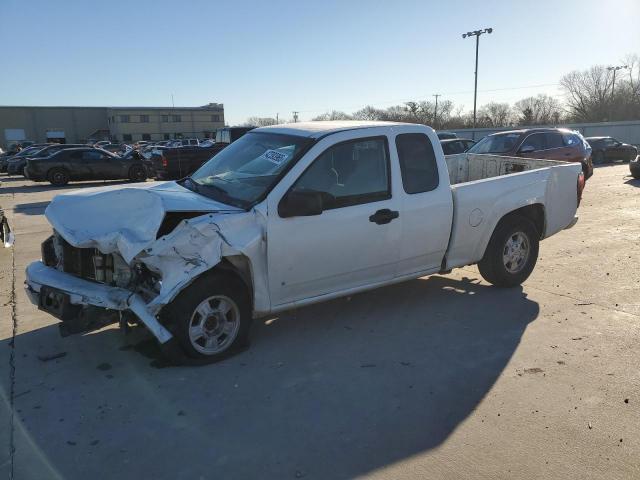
[25,183,267,344]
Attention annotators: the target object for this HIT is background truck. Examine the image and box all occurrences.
[149,127,254,180]
[26,121,584,363]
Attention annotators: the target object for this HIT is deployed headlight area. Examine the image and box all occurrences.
[41,232,161,298]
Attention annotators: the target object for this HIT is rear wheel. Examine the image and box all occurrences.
[161,271,252,362]
[478,215,539,287]
[48,168,70,186]
[128,165,147,182]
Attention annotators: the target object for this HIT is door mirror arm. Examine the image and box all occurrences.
[278,190,325,218]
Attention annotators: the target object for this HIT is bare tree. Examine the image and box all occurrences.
[514,94,564,125]
[244,116,280,127]
[312,111,352,121]
[560,66,614,121]
[476,102,513,127]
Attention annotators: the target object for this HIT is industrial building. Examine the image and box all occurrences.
[0,103,225,147]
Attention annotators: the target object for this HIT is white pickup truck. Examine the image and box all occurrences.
[26,121,584,362]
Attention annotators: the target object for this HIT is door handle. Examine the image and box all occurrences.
[369,209,399,225]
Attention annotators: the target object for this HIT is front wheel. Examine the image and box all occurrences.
[48,168,70,186]
[478,215,539,288]
[161,271,252,362]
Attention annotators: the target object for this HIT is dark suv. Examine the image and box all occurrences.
[467,128,593,178]
[585,137,638,164]
[25,147,148,186]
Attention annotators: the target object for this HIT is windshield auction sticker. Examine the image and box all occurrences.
[261,149,289,165]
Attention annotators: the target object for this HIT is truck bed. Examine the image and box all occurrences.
[442,153,581,271]
[445,153,566,185]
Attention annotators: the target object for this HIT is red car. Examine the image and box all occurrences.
[467,128,593,179]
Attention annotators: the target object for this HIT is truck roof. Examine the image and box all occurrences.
[256,121,413,138]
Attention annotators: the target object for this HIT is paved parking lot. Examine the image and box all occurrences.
[1,165,639,479]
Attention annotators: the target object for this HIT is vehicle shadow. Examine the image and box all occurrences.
[624,178,640,187]
[13,201,50,215]
[2,275,539,479]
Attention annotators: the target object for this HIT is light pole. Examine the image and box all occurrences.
[432,94,440,129]
[608,65,628,98]
[462,28,493,134]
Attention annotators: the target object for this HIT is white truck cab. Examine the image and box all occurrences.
[25,121,583,363]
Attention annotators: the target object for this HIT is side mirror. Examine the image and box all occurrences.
[519,145,535,154]
[278,189,324,218]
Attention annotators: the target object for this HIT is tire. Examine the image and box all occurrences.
[478,215,539,288]
[128,165,147,182]
[160,271,252,362]
[48,168,70,186]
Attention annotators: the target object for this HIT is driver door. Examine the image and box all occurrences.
[266,135,401,307]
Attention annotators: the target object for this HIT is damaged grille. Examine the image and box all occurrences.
[43,234,130,287]
[61,239,115,283]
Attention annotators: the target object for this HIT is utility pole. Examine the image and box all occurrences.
[276,113,279,124]
[462,28,493,137]
[292,111,299,123]
[607,65,628,120]
[432,94,441,128]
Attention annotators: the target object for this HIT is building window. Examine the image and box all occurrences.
[142,134,151,141]
[172,115,181,123]
[120,115,130,123]
[161,115,169,123]
[123,134,133,142]
[163,134,170,140]
[175,133,183,139]
[211,114,220,122]
[140,115,149,123]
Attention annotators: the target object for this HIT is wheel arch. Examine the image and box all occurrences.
[477,203,546,263]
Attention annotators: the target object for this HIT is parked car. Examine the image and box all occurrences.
[467,128,593,179]
[2,145,50,173]
[24,147,148,186]
[6,143,87,175]
[437,131,458,140]
[149,144,225,180]
[630,155,640,179]
[94,140,111,147]
[585,137,638,164]
[101,143,131,154]
[150,129,254,180]
[0,206,13,247]
[215,127,254,144]
[25,121,583,362]
[440,138,476,155]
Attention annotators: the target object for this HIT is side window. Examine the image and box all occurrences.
[293,137,390,210]
[545,133,564,149]
[521,133,545,151]
[396,133,439,194]
[82,151,102,161]
[563,133,581,146]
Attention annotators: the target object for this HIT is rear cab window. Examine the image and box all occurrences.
[396,133,439,194]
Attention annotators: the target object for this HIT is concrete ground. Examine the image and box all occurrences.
[0,165,639,479]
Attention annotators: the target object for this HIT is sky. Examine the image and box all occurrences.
[1,0,639,125]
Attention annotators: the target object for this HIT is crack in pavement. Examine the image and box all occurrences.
[7,238,16,480]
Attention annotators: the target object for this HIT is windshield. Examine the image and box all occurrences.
[467,133,521,154]
[186,132,313,208]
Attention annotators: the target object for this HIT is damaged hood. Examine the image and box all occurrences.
[45,181,242,262]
